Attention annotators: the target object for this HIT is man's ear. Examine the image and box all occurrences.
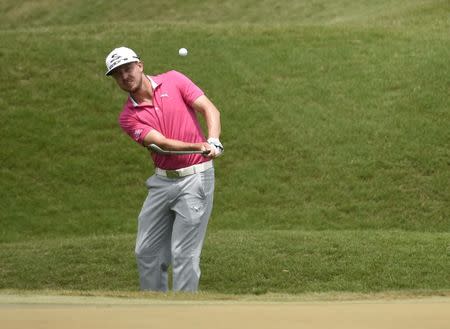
[137,61,144,72]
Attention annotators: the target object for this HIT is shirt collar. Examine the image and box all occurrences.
[130,75,160,107]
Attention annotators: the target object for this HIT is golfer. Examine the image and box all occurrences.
[105,46,223,292]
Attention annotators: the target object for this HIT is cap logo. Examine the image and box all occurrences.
[105,47,139,75]
[108,57,139,69]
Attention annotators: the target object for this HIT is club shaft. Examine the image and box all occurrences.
[148,144,209,155]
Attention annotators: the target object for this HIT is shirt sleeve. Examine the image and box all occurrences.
[170,70,204,105]
[119,110,153,145]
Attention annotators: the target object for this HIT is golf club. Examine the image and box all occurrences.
[148,143,210,155]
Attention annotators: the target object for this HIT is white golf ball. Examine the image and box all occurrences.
[178,48,188,56]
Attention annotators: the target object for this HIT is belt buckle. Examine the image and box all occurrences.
[166,170,180,178]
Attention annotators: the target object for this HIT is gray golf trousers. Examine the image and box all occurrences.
[135,166,214,292]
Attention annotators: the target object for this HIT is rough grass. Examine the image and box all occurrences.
[1,231,449,294]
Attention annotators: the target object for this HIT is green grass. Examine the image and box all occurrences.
[1,0,449,296]
[1,231,448,293]
[0,0,448,32]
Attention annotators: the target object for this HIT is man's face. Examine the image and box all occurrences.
[111,62,143,93]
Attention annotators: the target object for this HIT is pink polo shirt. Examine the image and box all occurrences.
[119,70,209,170]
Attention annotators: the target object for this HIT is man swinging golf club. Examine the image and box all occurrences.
[105,46,223,292]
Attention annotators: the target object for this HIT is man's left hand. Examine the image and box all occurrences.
[207,138,224,158]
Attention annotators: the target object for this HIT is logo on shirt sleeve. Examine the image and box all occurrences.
[133,129,143,140]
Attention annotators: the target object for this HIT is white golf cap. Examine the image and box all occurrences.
[105,47,140,76]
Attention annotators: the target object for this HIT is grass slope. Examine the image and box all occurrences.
[1,1,449,294]
[0,0,448,31]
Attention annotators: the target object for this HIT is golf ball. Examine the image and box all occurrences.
[178,48,188,56]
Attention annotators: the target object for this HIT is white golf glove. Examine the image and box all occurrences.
[207,138,224,157]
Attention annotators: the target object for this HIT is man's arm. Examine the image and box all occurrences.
[142,94,222,157]
[192,95,221,139]
[192,95,223,157]
[142,129,212,153]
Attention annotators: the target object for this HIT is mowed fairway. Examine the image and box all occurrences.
[0,0,449,308]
